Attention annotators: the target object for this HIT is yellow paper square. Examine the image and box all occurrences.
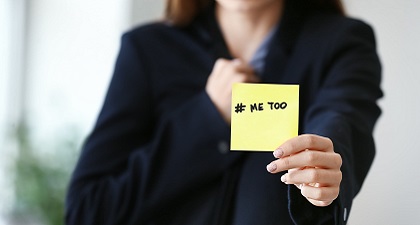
[230,83,299,151]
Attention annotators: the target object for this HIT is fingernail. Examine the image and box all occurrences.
[273,148,284,158]
[266,163,277,173]
[281,174,287,183]
[232,58,242,66]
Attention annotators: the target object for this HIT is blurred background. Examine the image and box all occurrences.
[0,0,419,224]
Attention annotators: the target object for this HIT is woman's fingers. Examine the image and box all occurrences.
[205,58,259,123]
[290,183,339,207]
[266,134,342,207]
[273,134,334,159]
[210,58,258,83]
[231,59,254,74]
[300,184,340,206]
[281,168,342,186]
[267,150,342,173]
[306,199,334,207]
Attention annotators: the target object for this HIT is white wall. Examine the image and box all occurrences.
[0,1,14,223]
[344,1,420,224]
[130,0,165,26]
[0,0,133,223]
[25,0,132,148]
[0,1,27,223]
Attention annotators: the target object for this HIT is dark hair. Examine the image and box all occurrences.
[165,0,211,26]
[165,0,345,26]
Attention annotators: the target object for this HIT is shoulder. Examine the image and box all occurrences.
[122,22,183,43]
[302,12,377,46]
[290,12,379,65]
[120,20,207,56]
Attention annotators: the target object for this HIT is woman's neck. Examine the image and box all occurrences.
[215,1,284,63]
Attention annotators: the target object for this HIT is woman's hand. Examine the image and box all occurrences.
[266,134,342,207]
[205,58,259,123]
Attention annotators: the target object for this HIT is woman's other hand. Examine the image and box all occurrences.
[205,58,259,123]
[266,134,342,207]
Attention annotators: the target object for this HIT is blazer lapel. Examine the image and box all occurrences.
[191,5,232,64]
[262,0,308,84]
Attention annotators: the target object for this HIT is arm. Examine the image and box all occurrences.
[267,19,382,224]
[65,31,243,224]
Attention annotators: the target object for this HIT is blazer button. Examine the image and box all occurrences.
[218,141,229,154]
[343,207,347,222]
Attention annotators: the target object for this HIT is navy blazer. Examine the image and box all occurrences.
[66,1,382,225]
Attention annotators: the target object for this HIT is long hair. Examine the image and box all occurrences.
[165,0,345,27]
[165,0,211,26]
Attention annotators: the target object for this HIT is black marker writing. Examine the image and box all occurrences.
[267,101,287,110]
[250,103,264,112]
[235,103,246,113]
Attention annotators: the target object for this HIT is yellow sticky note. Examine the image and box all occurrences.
[231,83,299,151]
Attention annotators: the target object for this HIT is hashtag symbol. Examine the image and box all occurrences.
[234,103,246,113]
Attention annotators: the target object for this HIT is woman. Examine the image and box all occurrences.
[66,0,382,224]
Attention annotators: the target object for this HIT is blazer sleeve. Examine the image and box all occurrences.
[288,20,383,224]
[65,31,242,225]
